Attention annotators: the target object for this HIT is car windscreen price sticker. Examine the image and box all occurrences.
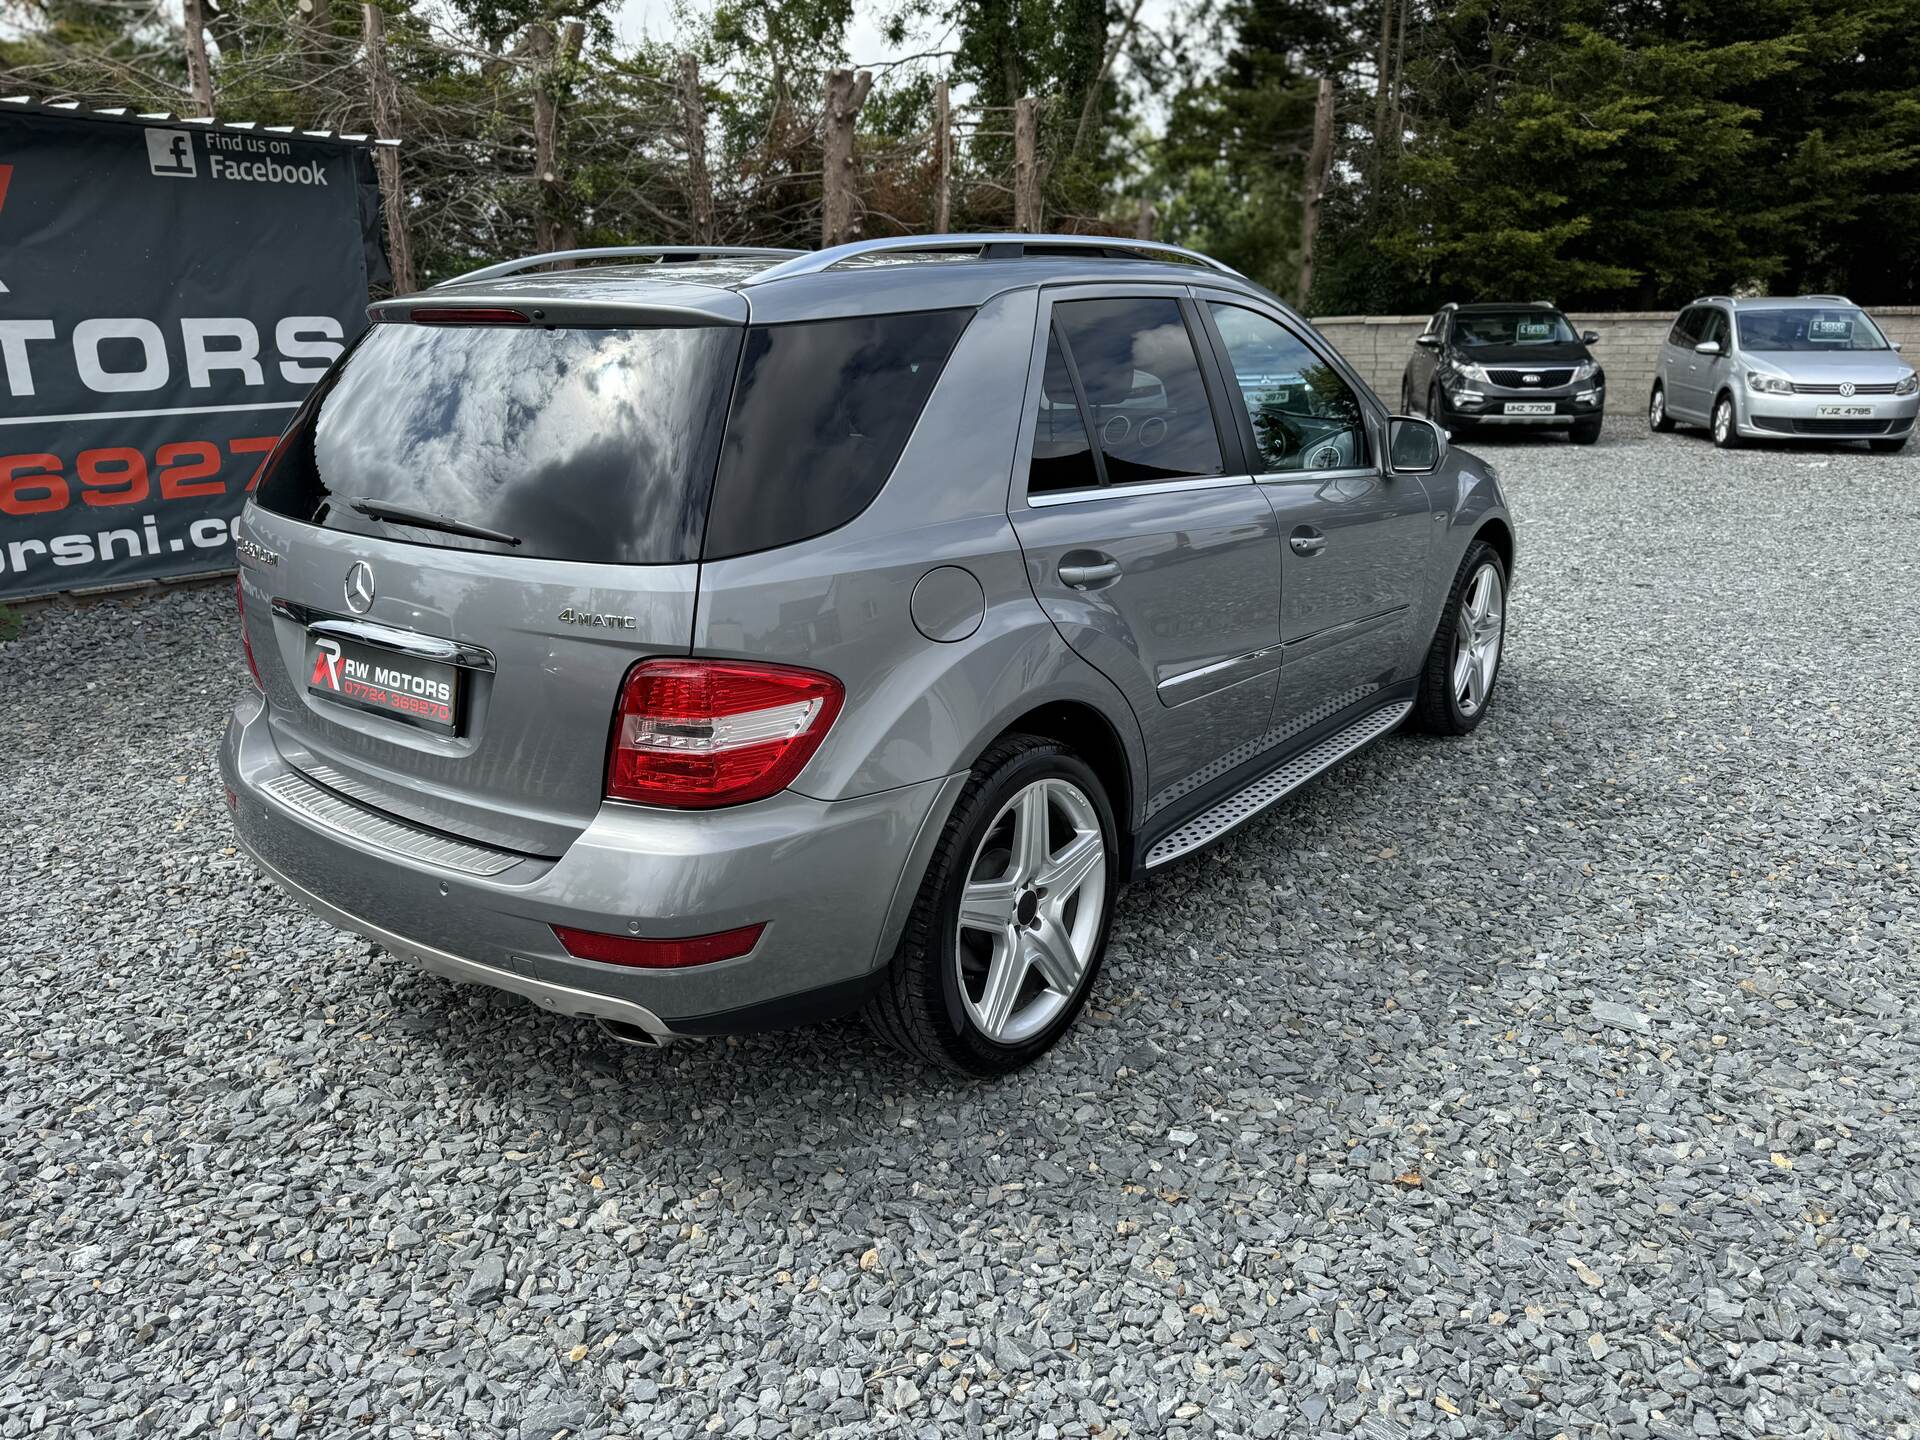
[1516,320,1555,341]
[1808,316,1854,342]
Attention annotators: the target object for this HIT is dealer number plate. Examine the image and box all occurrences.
[306,635,460,734]
[1815,404,1873,418]
[1503,402,1556,416]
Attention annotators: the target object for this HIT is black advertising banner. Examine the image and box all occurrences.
[0,103,387,601]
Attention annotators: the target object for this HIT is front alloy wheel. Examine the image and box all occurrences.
[1712,394,1741,448]
[954,779,1105,1045]
[1451,563,1505,718]
[1412,539,1508,735]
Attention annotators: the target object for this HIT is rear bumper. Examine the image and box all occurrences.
[222,692,961,1037]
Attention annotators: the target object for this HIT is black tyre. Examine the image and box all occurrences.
[865,736,1117,1076]
[1711,392,1743,448]
[1570,417,1603,445]
[1429,380,1469,438]
[1411,540,1507,736]
[1869,435,1909,454]
[1648,383,1674,433]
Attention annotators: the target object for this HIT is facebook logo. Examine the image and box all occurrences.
[145,129,197,178]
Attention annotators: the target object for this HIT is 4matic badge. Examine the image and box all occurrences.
[557,608,638,630]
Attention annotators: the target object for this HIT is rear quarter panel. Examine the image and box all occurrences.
[693,286,1150,817]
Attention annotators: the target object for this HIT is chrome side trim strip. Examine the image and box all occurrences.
[1143,701,1412,868]
[1157,645,1281,704]
[1282,605,1407,663]
[1026,473,1254,507]
[259,770,524,877]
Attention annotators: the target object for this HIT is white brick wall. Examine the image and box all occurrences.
[1310,306,1920,416]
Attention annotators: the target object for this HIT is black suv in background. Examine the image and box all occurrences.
[1403,302,1606,444]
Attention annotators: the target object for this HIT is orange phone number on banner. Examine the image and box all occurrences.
[0,436,280,517]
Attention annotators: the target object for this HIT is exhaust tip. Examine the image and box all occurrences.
[596,1018,670,1049]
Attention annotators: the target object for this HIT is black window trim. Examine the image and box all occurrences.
[1192,291,1384,482]
[1018,284,1251,508]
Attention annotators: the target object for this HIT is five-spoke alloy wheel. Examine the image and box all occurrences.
[867,737,1116,1074]
[954,778,1106,1045]
[1414,539,1508,735]
[1450,562,1505,719]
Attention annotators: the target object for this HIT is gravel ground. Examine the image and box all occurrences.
[4,429,1918,1440]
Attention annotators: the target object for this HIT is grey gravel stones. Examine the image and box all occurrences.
[3,430,1919,1438]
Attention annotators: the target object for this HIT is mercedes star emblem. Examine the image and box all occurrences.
[344,561,376,614]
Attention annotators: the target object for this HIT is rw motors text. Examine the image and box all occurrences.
[0,316,345,398]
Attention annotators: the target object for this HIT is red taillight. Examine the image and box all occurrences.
[606,659,843,808]
[408,306,530,325]
[552,922,765,969]
[237,575,262,688]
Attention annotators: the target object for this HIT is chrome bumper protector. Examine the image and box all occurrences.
[234,836,678,1040]
[259,769,524,877]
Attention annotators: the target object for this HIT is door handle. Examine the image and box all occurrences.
[1289,529,1328,556]
[1058,558,1122,588]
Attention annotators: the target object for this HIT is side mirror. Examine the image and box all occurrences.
[1694,339,1722,356]
[1581,330,1600,345]
[1894,340,1905,352]
[1414,333,1441,350]
[1389,415,1446,473]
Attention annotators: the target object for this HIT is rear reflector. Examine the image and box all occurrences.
[408,306,530,325]
[606,659,843,808]
[552,922,765,969]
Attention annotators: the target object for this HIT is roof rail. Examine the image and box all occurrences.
[742,233,1244,285]
[436,246,806,288]
[1691,294,1735,306]
[1801,293,1851,303]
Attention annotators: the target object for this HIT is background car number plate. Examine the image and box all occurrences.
[1504,402,1556,416]
[1816,404,1872,418]
[306,635,459,734]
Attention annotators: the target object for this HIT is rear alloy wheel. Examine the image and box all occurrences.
[1648,384,1674,433]
[1711,393,1742,448]
[1413,540,1507,736]
[866,737,1115,1075]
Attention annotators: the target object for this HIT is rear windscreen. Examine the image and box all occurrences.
[255,321,740,565]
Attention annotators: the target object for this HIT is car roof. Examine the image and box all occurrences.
[385,235,1284,326]
[1690,294,1860,310]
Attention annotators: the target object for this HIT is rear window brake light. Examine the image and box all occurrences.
[406,307,531,325]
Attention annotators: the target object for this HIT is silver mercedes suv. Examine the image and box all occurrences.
[1649,295,1918,451]
[223,234,1515,1074]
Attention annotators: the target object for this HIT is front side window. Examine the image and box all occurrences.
[703,309,971,558]
[1049,297,1225,485]
[1209,303,1368,472]
[1454,310,1578,347]
[1668,308,1703,348]
[1736,307,1892,353]
[1698,309,1730,349]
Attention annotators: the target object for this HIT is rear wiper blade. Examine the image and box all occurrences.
[349,498,521,547]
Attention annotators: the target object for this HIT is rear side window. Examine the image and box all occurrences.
[702,310,971,559]
[1668,308,1703,347]
[1051,298,1224,485]
[255,321,740,565]
[1028,328,1101,495]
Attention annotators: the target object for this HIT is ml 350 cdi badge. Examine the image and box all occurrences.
[223,234,1516,1075]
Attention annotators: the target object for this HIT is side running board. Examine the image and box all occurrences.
[1143,701,1413,869]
